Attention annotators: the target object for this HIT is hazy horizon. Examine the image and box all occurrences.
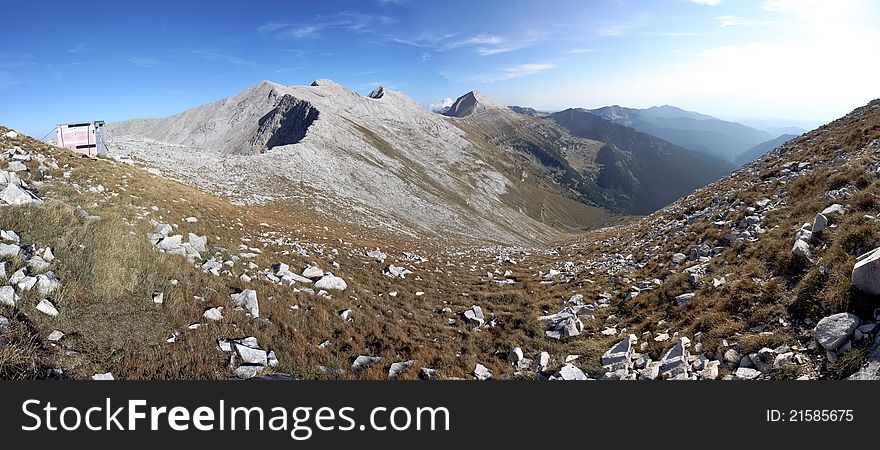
[2,0,878,136]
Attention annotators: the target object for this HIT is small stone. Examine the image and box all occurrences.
[203,307,223,321]
[388,360,415,380]
[233,342,268,365]
[352,355,381,372]
[230,289,259,317]
[314,274,347,291]
[699,360,720,379]
[734,367,762,380]
[674,292,695,306]
[508,347,524,363]
[301,265,324,279]
[0,285,18,306]
[152,291,164,304]
[537,351,550,372]
[550,363,587,380]
[473,363,493,380]
[36,299,59,316]
[47,330,64,342]
[0,243,21,258]
[463,305,485,327]
[234,365,265,379]
[91,372,114,381]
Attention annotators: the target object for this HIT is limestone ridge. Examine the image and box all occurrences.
[108,80,611,245]
[443,91,506,118]
[248,94,319,153]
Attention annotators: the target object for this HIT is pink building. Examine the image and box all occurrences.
[56,121,106,157]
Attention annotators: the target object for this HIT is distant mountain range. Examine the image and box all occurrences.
[587,104,789,163]
[505,104,805,166]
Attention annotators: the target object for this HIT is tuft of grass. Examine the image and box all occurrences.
[828,346,870,380]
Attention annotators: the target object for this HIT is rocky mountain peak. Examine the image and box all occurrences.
[444,90,506,118]
[368,86,386,99]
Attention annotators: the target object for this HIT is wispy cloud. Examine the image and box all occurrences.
[688,0,722,5]
[258,13,396,39]
[125,57,163,67]
[67,43,87,53]
[191,50,254,67]
[474,63,556,83]
[391,33,532,56]
[565,48,594,54]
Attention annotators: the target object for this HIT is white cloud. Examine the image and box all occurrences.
[428,97,454,112]
[688,0,722,5]
[565,48,594,54]
[475,63,556,83]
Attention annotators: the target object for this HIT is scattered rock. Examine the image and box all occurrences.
[473,363,492,380]
[549,363,588,380]
[0,285,17,306]
[352,355,381,373]
[383,264,412,278]
[35,299,59,316]
[508,347,524,364]
[230,289,259,317]
[852,247,880,295]
[47,330,64,342]
[463,305,485,327]
[538,307,584,340]
[301,265,324,279]
[1,182,43,206]
[674,292,695,306]
[734,367,762,380]
[388,360,415,380]
[314,274,347,291]
[367,248,387,262]
[203,307,224,321]
[0,243,20,258]
[814,312,859,351]
[233,342,268,365]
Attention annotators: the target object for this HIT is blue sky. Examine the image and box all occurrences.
[2,0,879,136]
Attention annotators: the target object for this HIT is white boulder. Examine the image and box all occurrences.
[852,247,880,295]
[814,312,859,351]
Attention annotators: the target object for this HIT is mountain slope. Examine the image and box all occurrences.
[108,81,612,245]
[734,133,799,166]
[589,105,775,162]
[549,108,735,214]
[3,96,880,381]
